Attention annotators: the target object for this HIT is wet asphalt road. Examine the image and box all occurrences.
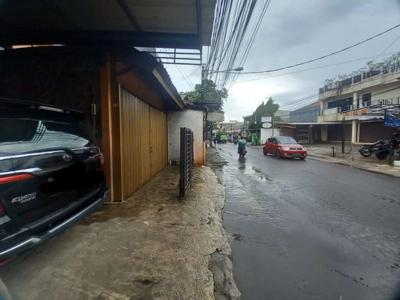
[216,144,400,300]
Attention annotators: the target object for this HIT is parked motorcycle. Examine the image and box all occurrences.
[359,132,400,160]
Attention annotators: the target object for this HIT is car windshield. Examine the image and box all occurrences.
[0,118,91,157]
[276,136,297,144]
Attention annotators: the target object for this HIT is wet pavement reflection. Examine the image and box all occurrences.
[214,144,400,300]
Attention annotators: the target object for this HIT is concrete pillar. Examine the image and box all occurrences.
[319,100,324,115]
[309,125,313,144]
[321,125,328,142]
[351,120,358,144]
[352,92,358,109]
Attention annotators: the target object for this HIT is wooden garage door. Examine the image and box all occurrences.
[120,88,167,199]
[150,107,168,176]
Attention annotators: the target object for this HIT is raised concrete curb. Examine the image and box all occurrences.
[307,154,400,178]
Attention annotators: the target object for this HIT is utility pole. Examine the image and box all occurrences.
[272,113,275,137]
[385,109,395,165]
[201,65,205,102]
[341,117,345,154]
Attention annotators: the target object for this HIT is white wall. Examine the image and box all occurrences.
[168,110,204,165]
[371,86,400,105]
[260,128,280,144]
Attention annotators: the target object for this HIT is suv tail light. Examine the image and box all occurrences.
[0,173,33,185]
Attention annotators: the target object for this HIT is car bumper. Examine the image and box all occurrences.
[0,191,107,260]
[281,151,307,158]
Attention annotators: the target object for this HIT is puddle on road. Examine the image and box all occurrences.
[371,193,400,206]
[231,233,243,241]
[236,159,273,183]
[252,166,273,182]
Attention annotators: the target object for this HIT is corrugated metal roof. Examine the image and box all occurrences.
[276,122,341,125]
[0,0,216,49]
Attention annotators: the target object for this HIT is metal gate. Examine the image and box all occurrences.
[179,127,193,197]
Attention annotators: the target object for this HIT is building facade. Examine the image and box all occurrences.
[275,110,291,122]
[290,102,319,123]
[275,102,321,144]
[0,46,185,202]
[220,120,244,133]
[318,66,400,143]
[0,0,218,202]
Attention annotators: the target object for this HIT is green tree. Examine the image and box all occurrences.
[249,97,280,130]
[184,79,228,110]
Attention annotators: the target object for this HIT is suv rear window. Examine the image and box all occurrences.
[0,118,91,158]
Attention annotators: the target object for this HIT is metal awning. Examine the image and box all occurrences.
[276,122,342,126]
[0,0,216,49]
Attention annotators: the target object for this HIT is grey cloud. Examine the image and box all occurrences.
[165,1,400,121]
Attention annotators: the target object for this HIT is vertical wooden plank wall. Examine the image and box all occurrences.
[120,89,135,198]
[150,107,168,177]
[120,88,168,200]
[136,95,151,188]
[100,58,114,201]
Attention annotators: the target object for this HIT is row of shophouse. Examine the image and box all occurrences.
[278,65,400,144]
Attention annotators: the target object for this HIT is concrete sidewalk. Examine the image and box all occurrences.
[0,166,239,300]
[306,143,400,177]
[248,143,400,177]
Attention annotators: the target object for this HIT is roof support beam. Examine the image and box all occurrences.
[115,0,143,31]
[0,31,201,49]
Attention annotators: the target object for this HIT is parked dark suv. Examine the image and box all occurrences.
[0,98,107,261]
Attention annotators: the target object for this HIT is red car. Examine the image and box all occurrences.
[263,136,307,160]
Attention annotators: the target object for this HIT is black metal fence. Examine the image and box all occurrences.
[179,127,194,197]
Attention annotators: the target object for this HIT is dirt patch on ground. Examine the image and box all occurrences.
[0,166,239,300]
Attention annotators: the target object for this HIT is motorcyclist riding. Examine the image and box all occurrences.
[238,136,247,158]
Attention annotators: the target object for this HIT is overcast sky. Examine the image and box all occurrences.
[165,0,400,121]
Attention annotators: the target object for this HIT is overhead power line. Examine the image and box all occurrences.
[236,50,399,83]
[205,0,270,89]
[281,97,318,110]
[234,23,400,75]
[372,33,400,61]
[175,65,193,88]
[278,94,318,110]
[227,0,271,90]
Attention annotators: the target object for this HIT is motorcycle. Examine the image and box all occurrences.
[359,133,400,160]
[238,149,247,158]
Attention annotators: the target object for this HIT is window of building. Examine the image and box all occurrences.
[362,93,371,107]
